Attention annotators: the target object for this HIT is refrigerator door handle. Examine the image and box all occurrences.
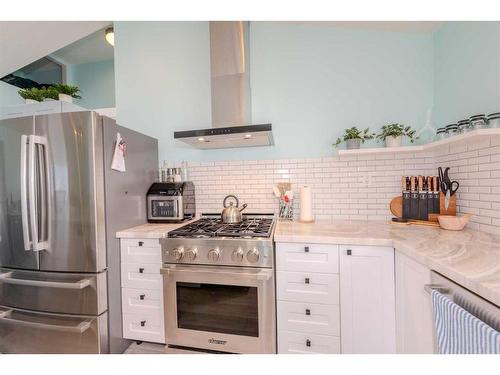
[20,135,31,251]
[0,271,91,289]
[0,310,92,333]
[28,135,50,252]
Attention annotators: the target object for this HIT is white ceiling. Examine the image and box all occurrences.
[51,26,114,65]
[0,21,111,77]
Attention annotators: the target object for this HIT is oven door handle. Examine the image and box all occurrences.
[161,265,273,281]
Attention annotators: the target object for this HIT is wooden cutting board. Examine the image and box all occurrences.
[389,196,403,218]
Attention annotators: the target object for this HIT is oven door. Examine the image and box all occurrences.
[147,195,183,221]
[162,264,276,354]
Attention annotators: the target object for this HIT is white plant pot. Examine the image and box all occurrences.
[58,93,73,103]
[25,99,38,104]
[385,135,402,148]
[346,138,361,150]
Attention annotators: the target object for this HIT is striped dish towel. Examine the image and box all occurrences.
[431,290,500,354]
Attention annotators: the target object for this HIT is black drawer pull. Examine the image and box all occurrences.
[139,268,145,273]
[305,309,311,316]
[346,249,352,255]
[304,246,309,253]
[306,339,311,347]
[138,241,144,246]
[305,278,310,284]
[139,294,145,300]
[140,320,146,327]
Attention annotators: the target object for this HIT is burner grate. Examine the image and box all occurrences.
[168,216,274,238]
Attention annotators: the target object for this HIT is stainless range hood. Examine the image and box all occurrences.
[174,21,274,150]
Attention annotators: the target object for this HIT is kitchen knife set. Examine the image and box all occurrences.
[402,168,460,221]
[402,175,440,221]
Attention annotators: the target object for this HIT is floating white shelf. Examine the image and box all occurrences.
[337,128,500,155]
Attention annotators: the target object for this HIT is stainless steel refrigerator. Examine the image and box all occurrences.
[0,111,158,353]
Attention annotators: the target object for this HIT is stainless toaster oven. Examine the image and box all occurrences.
[147,182,195,223]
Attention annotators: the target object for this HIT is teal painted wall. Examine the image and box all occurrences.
[114,22,434,163]
[433,22,500,126]
[67,59,115,109]
[0,81,23,107]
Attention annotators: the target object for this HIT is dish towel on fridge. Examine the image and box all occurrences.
[111,132,126,172]
[431,290,500,354]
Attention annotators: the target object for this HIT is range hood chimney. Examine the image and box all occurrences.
[174,21,273,149]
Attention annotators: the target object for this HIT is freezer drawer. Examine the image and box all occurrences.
[0,268,107,315]
[0,306,108,353]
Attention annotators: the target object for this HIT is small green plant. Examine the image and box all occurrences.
[43,86,59,100]
[18,87,45,102]
[334,127,375,147]
[51,84,82,99]
[376,123,419,143]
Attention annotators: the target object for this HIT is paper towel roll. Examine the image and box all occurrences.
[299,186,314,222]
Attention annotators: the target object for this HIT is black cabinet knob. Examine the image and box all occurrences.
[139,268,145,273]
[306,339,311,347]
[305,278,310,284]
[140,320,146,327]
[347,249,352,255]
[304,246,309,253]
[305,309,311,316]
[139,294,145,300]
[138,241,144,246]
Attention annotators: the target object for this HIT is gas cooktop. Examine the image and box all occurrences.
[168,214,275,239]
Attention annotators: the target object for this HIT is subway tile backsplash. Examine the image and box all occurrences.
[187,134,500,235]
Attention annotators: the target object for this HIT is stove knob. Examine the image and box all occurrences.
[185,248,198,261]
[246,248,260,263]
[207,248,221,262]
[231,249,244,263]
[169,247,184,261]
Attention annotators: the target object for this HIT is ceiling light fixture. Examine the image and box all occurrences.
[198,137,205,142]
[244,134,252,139]
[105,27,114,46]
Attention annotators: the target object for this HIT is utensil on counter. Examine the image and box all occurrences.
[437,214,472,231]
[402,176,410,219]
[410,176,419,220]
[418,175,428,221]
[438,167,459,211]
[221,195,247,224]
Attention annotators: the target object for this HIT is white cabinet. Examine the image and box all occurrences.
[0,101,85,120]
[339,245,396,354]
[120,238,165,344]
[395,252,435,353]
[276,242,340,354]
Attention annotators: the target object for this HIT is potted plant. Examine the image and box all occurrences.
[18,87,44,103]
[51,84,82,103]
[42,86,59,101]
[376,123,418,148]
[334,126,375,149]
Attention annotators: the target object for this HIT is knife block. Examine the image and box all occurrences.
[439,191,457,216]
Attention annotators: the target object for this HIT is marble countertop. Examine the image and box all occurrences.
[275,220,500,307]
[116,219,197,239]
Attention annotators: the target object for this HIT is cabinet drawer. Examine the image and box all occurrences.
[276,243,339,274]
[121,263,162,290]
[277,271,339,304]
[122,288,163,315]
[122,312,165,344]
[277,301,340,336]
[121,239,161,264]
[278,330,340,354]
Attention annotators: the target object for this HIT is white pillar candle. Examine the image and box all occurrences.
[299,185,313,222]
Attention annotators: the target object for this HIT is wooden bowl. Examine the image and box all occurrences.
[437,214,472,231]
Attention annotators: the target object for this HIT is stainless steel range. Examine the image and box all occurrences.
[160,213,276,354]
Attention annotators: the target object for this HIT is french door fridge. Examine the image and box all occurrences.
[0,111,158,353]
